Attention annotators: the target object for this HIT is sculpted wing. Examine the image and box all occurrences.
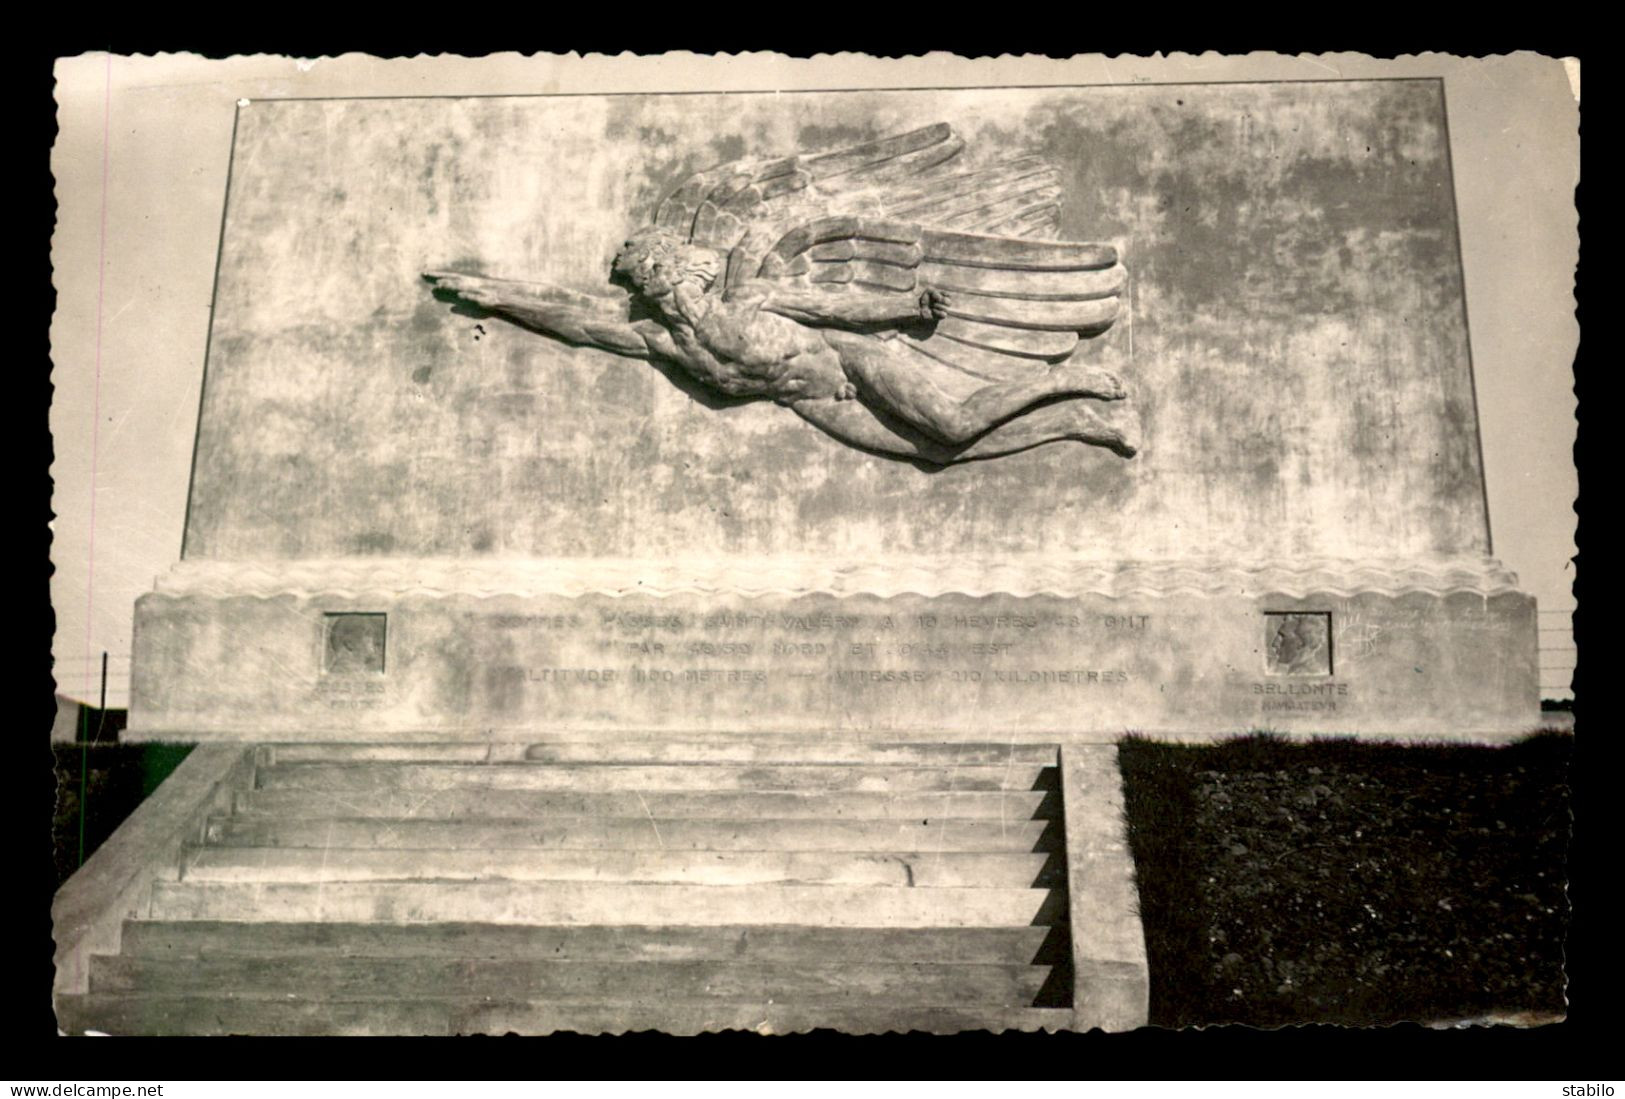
[654,123,964,251]
[759,215,1126,388]
[651,123,1126,389]
[651,123,1076,293]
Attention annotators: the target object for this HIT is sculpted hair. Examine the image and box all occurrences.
[613,228,721,289]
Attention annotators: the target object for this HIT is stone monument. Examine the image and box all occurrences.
[55,79,1540,1036]
[129,82,1535,741]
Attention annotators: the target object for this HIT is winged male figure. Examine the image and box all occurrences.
[427,123,1137,464]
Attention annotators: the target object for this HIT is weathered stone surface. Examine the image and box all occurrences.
[1061,744,1149,1032]
[60,740,1116,1035]
[131,583,1536,739]
[183,83,1486,566]
[51,745,256,997]
[56,994,1075,1037]
[232,787,1060,821]
[180,847,1062,888]
[91,954,1052,1002]
[203,813,1062,852]
[118,920,1064,964]
[250,761,1057,793]
[265,740,1061,764]
[148,880,1063,926]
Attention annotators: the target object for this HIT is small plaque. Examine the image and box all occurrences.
[325,613,387,675]
[1264,612,1332,676]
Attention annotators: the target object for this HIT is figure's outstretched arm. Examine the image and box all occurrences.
[742,280,954,331]
[424,272,673,359]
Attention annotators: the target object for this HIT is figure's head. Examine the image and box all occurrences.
[612,227,722,298]
[1270,615,1324,672]
[1271,618,1306,666]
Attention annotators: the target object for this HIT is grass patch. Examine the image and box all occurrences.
[53,741,195,889]
[1118,731,1571,1028]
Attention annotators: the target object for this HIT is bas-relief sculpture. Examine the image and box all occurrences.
[177,84,1497,565]
[426,123,1138,465]
[125,83,1540,740]
[1265,612,1333,677]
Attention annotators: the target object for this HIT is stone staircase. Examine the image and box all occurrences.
[56,741,1083,1035]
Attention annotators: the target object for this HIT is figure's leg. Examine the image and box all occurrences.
[953,397,1138,460]
[787,398,960,464]
[789,394,1137,465]
[824,332,1122,445]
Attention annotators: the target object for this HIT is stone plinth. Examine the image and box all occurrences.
[128,557,1536,740]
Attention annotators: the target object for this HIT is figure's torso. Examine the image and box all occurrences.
[662,287,849,401]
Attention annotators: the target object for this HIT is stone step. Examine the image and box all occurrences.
[148,880,1065,927]
[57,993,1075,1036]
[119,919,1069,965]
[204,814,1062,852]
[233,787,1061,821]
[522,742,1061,765]
[181,847,1063,888]
[254,762,1058,793]
[89,955,1052,1003]
[265,742,1060,766]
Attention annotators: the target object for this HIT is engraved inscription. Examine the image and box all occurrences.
[315,678,387,710]
[526,668,618,683]
[1254,681,1349,714]
[493,614,585,629]
[476,598,1151,712]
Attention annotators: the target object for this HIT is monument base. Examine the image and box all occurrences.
[127,557,1539,742]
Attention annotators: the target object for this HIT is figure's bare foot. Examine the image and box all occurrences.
[1051,362,1127,401]
[1107,415,1140,457]
[1063,400,1139,457]
[918,288,953,322]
